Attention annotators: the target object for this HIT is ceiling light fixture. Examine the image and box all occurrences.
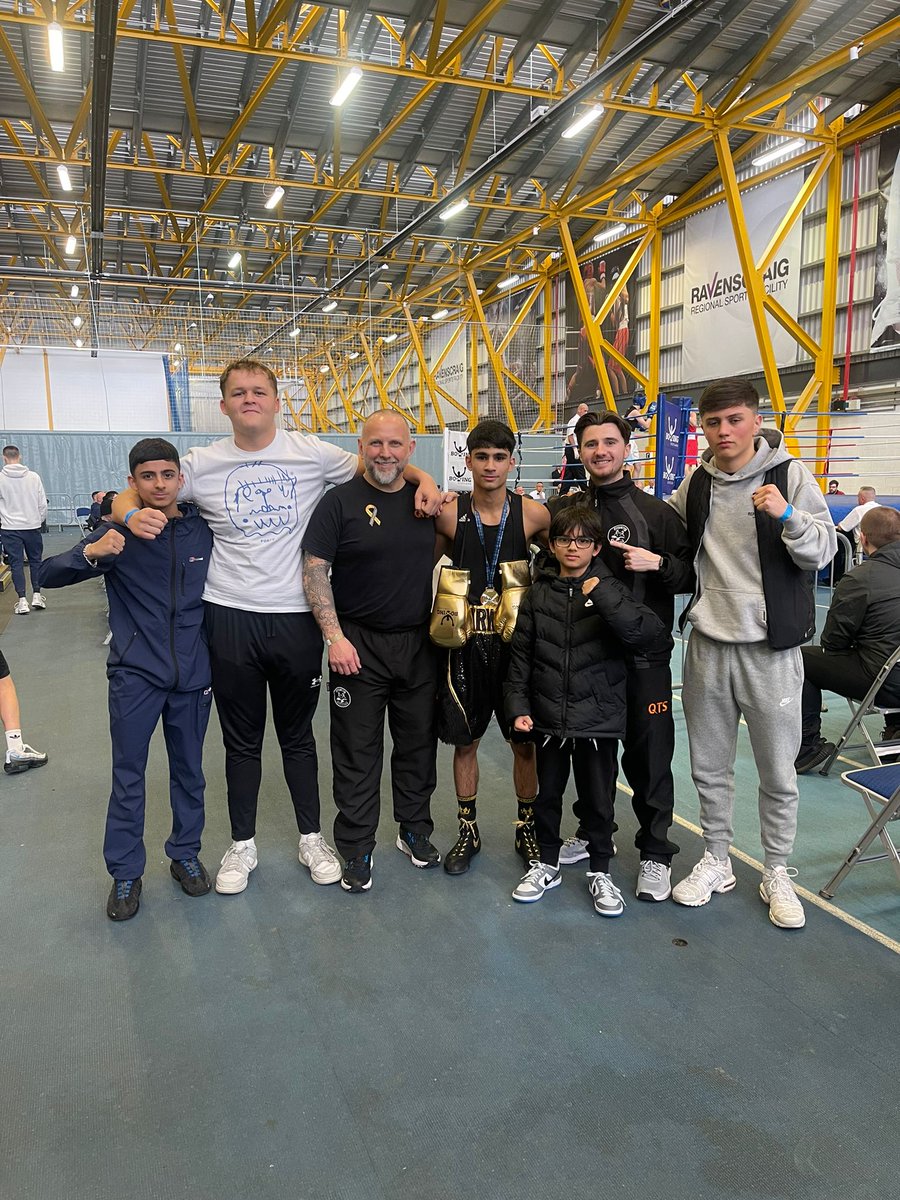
[383,332,398,344]
[319,364,330,374]
[497,275,520,291]
[70,284,79,298]
[72,315,82,327]
[48,21,64,72]
[75,338,83,347]
[561,105,604,139]
[432,308,449,321]
[330,67,362,107]
[440,198,469,221]
[593,223,626,244]
[264,185,285,209]
[322,299,338,313]
[228,251,242,269]
[57,164,72,191]
[348,350,360,360]
[751,138,806,168]
[174,342,182,352]
[65,234,77,255]
[289,328,300,338]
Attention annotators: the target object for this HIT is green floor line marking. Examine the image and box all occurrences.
[615,781,900,956]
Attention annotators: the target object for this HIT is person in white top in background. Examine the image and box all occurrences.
[529,482,547,503]
[114,358,442,897]
[0,445,48,614]
[837,486,880,560]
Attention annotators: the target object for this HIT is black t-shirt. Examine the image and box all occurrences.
[302,477,435,630]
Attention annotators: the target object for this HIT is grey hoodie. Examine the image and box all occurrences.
[668,429,836,643]
[0,461,48,530]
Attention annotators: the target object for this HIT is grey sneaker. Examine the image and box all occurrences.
[559,836,589,865]
[4,744,48,774]
[298,832,342,884]
[559,835,617,865]
[512,861,561,903]
[587,871,625,916]
[759,866,806,929]
[635,860,672,902]
[672,851,736,907]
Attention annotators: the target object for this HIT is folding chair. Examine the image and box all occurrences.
[819,758,900,899]
[818,644,900,776]
[75,507,92,534]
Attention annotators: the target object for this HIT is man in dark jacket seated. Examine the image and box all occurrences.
[796,505,900,772]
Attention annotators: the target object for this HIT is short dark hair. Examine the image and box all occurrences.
[828,480,839,488]
[698,378,759,416]
[219,357,278,396]
[860,506,900,549]
[466,420,515,454]
[549,503,604,545]
[129,438,180,477]
[2,445,19,458]
[574,411,631,447]
[99,491,118,518]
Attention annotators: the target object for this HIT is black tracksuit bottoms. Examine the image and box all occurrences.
[573,660,679,863]
[536,736,618,872]
[329,620,437,859]
[206,603,324,842]
[800,645,900,751]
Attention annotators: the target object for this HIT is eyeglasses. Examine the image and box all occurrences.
[552,535,594,548]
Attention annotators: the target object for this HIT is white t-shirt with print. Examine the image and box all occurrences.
[180,429,358,612]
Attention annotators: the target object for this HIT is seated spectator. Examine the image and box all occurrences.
[796,506,900,772]
[98,491,118,523]
[529,482,547,503]
[827,480,844,496]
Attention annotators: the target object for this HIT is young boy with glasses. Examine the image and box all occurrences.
[504,506,672,916]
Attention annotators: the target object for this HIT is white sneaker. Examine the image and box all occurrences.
[512,861,561,903]
[14,598,29,614]
[298,831,342,884]
[672,851,736,907]
[587,871,625,916]
[4,744,48,774]
[559,836,589,865]
[759,865,806,929]
[215,839,258,894]
[30,592,46,610]
[635,860,672,902]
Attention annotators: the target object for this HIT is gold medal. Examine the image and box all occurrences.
[480,587,500,607]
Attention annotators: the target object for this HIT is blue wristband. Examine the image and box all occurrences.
[779,504,794,523]
[124,508,139,526]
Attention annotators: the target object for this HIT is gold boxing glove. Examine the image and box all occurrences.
[429,567,473,649]
[494,560,532,643]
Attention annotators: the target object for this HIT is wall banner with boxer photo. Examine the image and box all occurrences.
[564,244,640,407]
[871,126,900,350]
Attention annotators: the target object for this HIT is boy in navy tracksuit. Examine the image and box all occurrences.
[42,439,213,922]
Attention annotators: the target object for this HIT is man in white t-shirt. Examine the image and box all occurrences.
[115,358,441,897]
[837,486,879,566]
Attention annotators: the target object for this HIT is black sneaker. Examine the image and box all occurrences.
[514,821,540,864]
[341,854,373,892]
[170,858,212,897]
[444,820,481,875]
[396,829,441,868]
[107,877,142,921]
[795,739,836,774]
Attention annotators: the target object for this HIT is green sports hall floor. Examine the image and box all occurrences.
[1,532,897,1200]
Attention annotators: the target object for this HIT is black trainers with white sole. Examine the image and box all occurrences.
[396,829,441,868]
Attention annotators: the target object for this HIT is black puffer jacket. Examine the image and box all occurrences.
[504,558,673,739]
[821,538,900,681]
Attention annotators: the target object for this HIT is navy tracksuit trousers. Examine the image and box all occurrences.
[104,670,213,880]
[3,527,43,597]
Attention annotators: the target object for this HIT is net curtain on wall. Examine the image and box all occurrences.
[163,354,192,432]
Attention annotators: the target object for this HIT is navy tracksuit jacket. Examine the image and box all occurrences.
[42,507,214,878]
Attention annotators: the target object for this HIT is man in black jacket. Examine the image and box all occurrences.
[548,411,693,901]
[796,505,900,772]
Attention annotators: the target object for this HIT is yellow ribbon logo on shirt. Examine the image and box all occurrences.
[365,504,381,527]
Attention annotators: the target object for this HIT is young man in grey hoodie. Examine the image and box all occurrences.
[667,379,836,929]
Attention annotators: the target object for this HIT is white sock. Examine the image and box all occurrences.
[6,730,23,754]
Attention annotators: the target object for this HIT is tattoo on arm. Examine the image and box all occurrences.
[302,554,342,641]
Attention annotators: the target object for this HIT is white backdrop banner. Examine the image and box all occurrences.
[442,428,472,491]
[681,173,803,382]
